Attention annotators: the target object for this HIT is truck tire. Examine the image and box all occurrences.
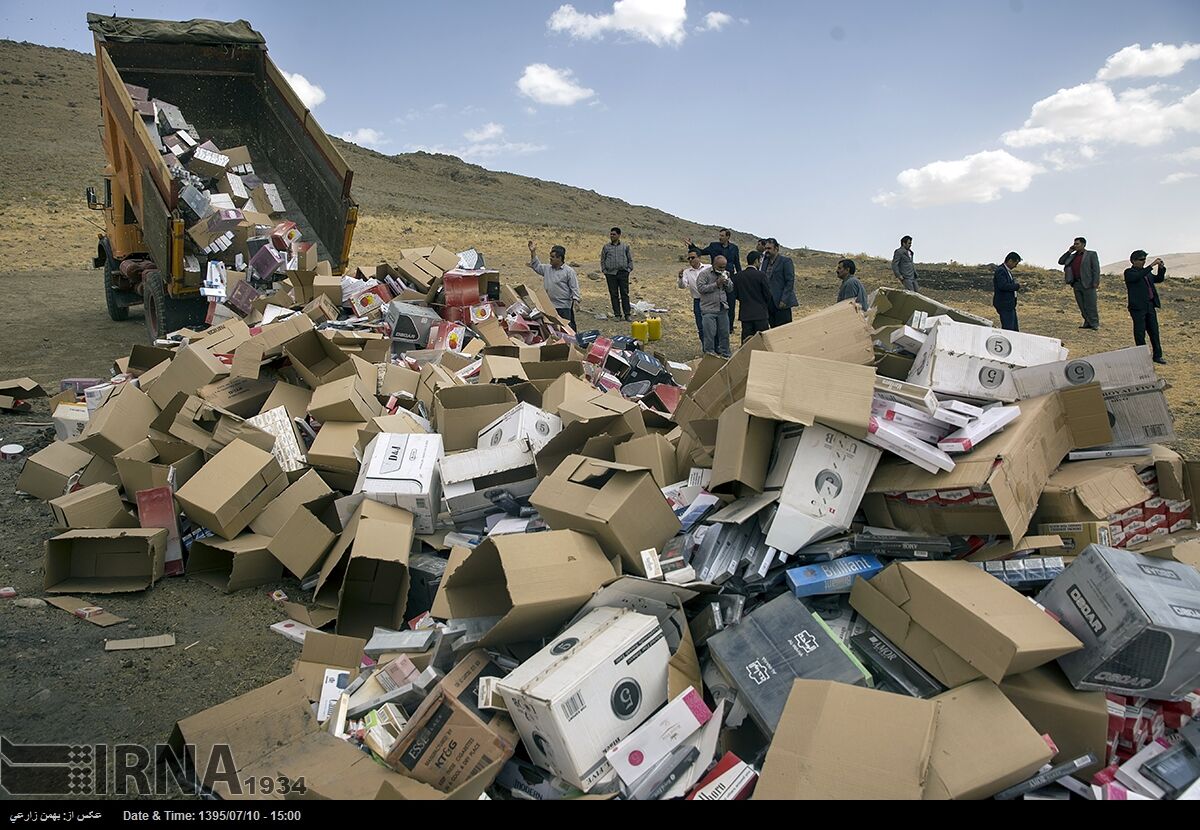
[103,250,129,322]
[143,270,206,341]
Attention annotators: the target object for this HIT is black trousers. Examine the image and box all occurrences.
[605,270,631,318]
[555,306,577,331]
[995,305,1019,331]
[768,306,793,327]
[726,285,736,330]
[1131,307,1163,359]
[741,318,771,343]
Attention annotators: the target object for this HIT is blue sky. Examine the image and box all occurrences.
[4,0,1199,267]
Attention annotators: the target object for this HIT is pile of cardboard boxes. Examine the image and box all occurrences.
[14,265,1200,799]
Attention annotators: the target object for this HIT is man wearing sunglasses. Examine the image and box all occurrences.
[1124,250,1168,365]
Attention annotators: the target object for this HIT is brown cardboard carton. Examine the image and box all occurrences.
[78,385,159,460]
[17,442,97,500]
[250,469,333,537]
[614,433,678,488]
[176,440,287,540]
[44,528,168,594]
[189,534,283,593]
[478,356,528,385]
[49,483,137,529]
[433,384,518,452]
[416,363,463,412]
[192,319,251,356]
[145,346,229,410]
[529,456,681,575]
[754,680,937,800]
[864,387,1113,540]
[744,353,876,439]
[1035,459,1153,524]
[849,561,1082,686]
[999,665,1108,778]
[261,381,312,421]
[334,500,413,638]
[709,403,774,495]
[127,344,176,376]
[267,493,340,581]
[306,422,362,490]
[283,329,358,388]
[114,437,205,497]
[197,374,275,418]
[438,530,616,646]
[308,375,383,424]
[294,631,367,703]
[312,499,406,614]
[312,275,342,306]
[379,364,420,399]
[923,680,1053,800]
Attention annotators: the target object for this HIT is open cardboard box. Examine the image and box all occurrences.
[44,528,167,594]
[175,439,287,540]
[189,534,283,592]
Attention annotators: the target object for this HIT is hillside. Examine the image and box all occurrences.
[1103,253,1200,280]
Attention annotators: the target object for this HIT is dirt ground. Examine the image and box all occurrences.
[0,255,1196,798]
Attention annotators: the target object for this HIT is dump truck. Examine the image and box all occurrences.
[84,14,358,339]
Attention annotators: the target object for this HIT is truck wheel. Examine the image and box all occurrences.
[104,253,129,321]
[142,270,207,341]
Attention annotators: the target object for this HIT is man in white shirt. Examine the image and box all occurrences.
[677,250,706,347]
[528,240,580,329]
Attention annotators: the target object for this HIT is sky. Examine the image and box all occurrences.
[3,0,1199,268]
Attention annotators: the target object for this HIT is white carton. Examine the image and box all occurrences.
[496,607,669,792]
[937,405,1021,453]
[765,426,882,555]
[605,686,712,789]
[355,433,443,534]
[477,402,563,454]
[925,320,1067,367]
[889,325,927,354]
[53,403,90,440]
[439,439,539,522]
[908,321,1068,402]
[866,416,956,474]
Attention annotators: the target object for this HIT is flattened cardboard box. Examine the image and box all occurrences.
[999,664,1109,779]
[17,442,97,501]
[78,385,159,460]
[175,440,287,540]
[1035,459,1152,525]
[44,528,168,594]
[114,437,205,497]
[865,387,1112,541]
[744,353,875,439]
[754,680,938,800]
[49,483,137,530]
[189,534,283,593]
[849,561,1081,686]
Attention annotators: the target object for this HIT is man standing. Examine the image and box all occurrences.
[696,256,732,358]
[836,259,868,311]
[993,252,1023,332]
[763,238,797,327]
[1059,237,1101,330]
[600,227,634,321]
[1124,250,1167,365]
[677,250,706,346]
[892,236,919,292]
[528,240,580,330]
[735,251,774,343]
[687,229,741,330]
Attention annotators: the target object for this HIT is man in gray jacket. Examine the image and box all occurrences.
[600,227,634,321]
[1059,237,1101,330]
[696,256,732,358]
[891,235,919,292]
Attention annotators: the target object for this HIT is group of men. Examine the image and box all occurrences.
[528,227,1171,368]
[992,236,1169,365]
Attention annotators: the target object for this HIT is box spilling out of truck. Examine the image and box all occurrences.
[16,258,1200,801]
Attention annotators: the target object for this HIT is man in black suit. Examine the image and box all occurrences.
[734,251,774,343]
[1124,250,1167,365]
[992,252,1022,331]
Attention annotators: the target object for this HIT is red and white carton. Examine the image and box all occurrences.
[937,488,975,506]
[136,485,184,576]
[904,489,940,504]
[1147,526,1170,540]
[937,405,1021,454]
[605,686,712,789]
[0,587,16,599]
[585,336,613,367]
[270,221,300,250]
[865,416,956,474]
[1126,532,1151,548]
[1142,497,1168,517]
[1116,506,1143,523]
[686,752,757,801]
[1137,468,1158,486]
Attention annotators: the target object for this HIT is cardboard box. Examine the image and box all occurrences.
[496,607,670,792]
[189,534,283,592]
[385,302,444,349]
[355,433,443,534]
[477,355,528,385]
[999,664,1109,779]
[530,456,681,576]
[196,375,275,418]
[335,500,414,638]
[52,402,90,440]
[114,437,204,497]
[249,469,332,537]
[308,375,382,424]
[307,422,362,490]
[17,442,97,500]
[865,415,955,475]
[145,346,229,410]
[1036,460,1152,525]
[261,381,312,421]
[44,528,168,594]
[850,560,1082,686]
[78,386,158,459]
[1037,521,1115,554]
[265,493,340,581]
[605,685,712,791]
[477,402,563,454]
[923,679,1054,800]
[614,433,678,489]
[765,425,881,555]
[1037,545,1200,699]
[440,440,539,523]
[283,329,358,388]
[379,364,420,400]
[438,530,616,646]
[176,440,287,540]
[385,650,518,793]
[49,483,136,529]
[865,387,1113,541]
[434,384,519,452]
[744,353,875,438]
[245,406,308,476]
[753,680,938,800]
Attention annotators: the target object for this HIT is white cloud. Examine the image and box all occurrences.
[549,0,687,46]
[281,72,326,109]
[1162,171,1198,184]
[464,122,505,143]
[517,64,596,106]
[339,128,390,150]
[1097,42,1200,81]
[1054,212,1083,225]
[1171,146,1200,162]
[873,150,1043,208]
[1003,82,1200,148]
[1041,144,1098,171]
[700,11,733,31]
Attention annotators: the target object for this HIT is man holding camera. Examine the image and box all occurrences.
[1124,250,1167,365]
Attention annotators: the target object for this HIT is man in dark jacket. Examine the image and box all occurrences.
[762,238,797,326]
[835,259,868,311]
[687,229,741,330]
[993,252,1022,331]
[1124,250,1167,364]
[735,251,774,343]
[1059,237,1101,330]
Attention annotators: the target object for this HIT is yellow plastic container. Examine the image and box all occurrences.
[646,316,662,342]
[631,320,649,341]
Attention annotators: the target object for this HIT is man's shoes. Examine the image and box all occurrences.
[1154,357,1167,365]
[1079,324,1090,329]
